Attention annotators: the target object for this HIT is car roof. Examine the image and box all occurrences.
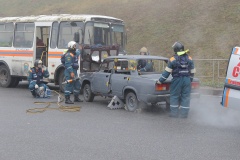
[105,55,169,60]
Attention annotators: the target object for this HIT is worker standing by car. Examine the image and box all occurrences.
[137,47,153,72]
[28,59,50,98]
[62,41,83,104]
[157,42,196,118]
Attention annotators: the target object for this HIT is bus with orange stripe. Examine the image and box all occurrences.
[0,14,126,91]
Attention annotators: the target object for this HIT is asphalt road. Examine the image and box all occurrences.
[0,82,240,160]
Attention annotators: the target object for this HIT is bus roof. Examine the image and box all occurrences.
[0,14,123,23]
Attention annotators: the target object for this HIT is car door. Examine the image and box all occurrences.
[91,72,111,94]
[110,71,130,98]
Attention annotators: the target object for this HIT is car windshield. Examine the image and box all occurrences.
[100,58,167,73]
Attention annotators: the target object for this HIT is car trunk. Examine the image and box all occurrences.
[140,73,200,92]
[139,73,172,83]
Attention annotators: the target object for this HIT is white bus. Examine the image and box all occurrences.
[0,14,126,91]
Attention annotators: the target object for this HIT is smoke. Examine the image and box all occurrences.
[191,95,240,128]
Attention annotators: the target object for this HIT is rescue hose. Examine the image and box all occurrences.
[26,90,80,114]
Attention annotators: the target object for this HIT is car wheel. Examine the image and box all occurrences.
[125,92,139,112]
[58,70,65,93]
[0,65,12,88]
[83,83,94,102]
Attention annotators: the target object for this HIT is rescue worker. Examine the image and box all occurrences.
[28,59,50,98]
[137,47,153,72]
[157,42,196,118]
[62,41,83,104]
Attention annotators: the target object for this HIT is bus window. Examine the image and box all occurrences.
[0,23,14,47]
[58,21,84,49]
[14,23,34,48]
[84,22,110,46]
[50,22,58,49]
[111,24,124,52]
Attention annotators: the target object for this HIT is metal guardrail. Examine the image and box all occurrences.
[194,59,228,87]
[156,59,228,88]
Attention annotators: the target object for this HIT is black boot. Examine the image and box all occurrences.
[65,95,74,104]
[31,90,36,97]
[74,95,83,102]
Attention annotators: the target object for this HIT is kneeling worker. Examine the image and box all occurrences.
[28,59,51,98]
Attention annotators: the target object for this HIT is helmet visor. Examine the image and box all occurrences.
[38,62,42,68]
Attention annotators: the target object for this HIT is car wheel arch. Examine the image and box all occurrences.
[123,87,139,101]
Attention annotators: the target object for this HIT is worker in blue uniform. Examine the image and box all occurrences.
[157,42,196,118]
[62,41,83,104]
[28,59,50,98]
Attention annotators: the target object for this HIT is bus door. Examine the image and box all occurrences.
[35,25,51,68]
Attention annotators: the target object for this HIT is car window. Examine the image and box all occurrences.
[100,60,114,73]
[137,59,167,73]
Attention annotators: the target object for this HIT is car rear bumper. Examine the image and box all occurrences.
[145,92,200,104]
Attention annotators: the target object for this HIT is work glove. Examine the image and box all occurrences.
[35,84,39,89]
[156,80,162,84]
[42,65,47,71]
[70,72,75,78]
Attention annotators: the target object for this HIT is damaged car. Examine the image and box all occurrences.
[79,50,200,111]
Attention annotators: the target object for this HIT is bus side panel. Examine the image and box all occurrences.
[12,58,32,77]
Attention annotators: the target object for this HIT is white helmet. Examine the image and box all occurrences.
[68,41,76,49]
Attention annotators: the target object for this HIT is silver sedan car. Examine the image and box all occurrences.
[80,55,200,111]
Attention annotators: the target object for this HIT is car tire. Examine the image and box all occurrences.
[0,65,12,88]
[125,92,139,112]
[58,70,65,93]
[83,83,94,102]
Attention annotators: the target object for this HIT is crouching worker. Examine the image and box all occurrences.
[28,59,51,98]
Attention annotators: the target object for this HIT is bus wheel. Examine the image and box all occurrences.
[58,70,65,93]
[0,65,12,88]
[10,77,20,88]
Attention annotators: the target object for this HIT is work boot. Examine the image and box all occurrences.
[65,95,74,104]
[74,95,83,102]
[31,90,37,98]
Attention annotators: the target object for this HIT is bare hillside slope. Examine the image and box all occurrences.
[0,0,239,58]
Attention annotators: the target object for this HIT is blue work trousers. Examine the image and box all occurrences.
[170,76,191,117]
[29,81,49,98]
[64,69,81,96]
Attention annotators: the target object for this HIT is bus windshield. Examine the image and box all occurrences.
[111,24,125,52]
[84,22,125,51]
[58,21,84,49]
[84,22,110,46]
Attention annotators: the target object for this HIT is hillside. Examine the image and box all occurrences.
[0,0,239,59]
